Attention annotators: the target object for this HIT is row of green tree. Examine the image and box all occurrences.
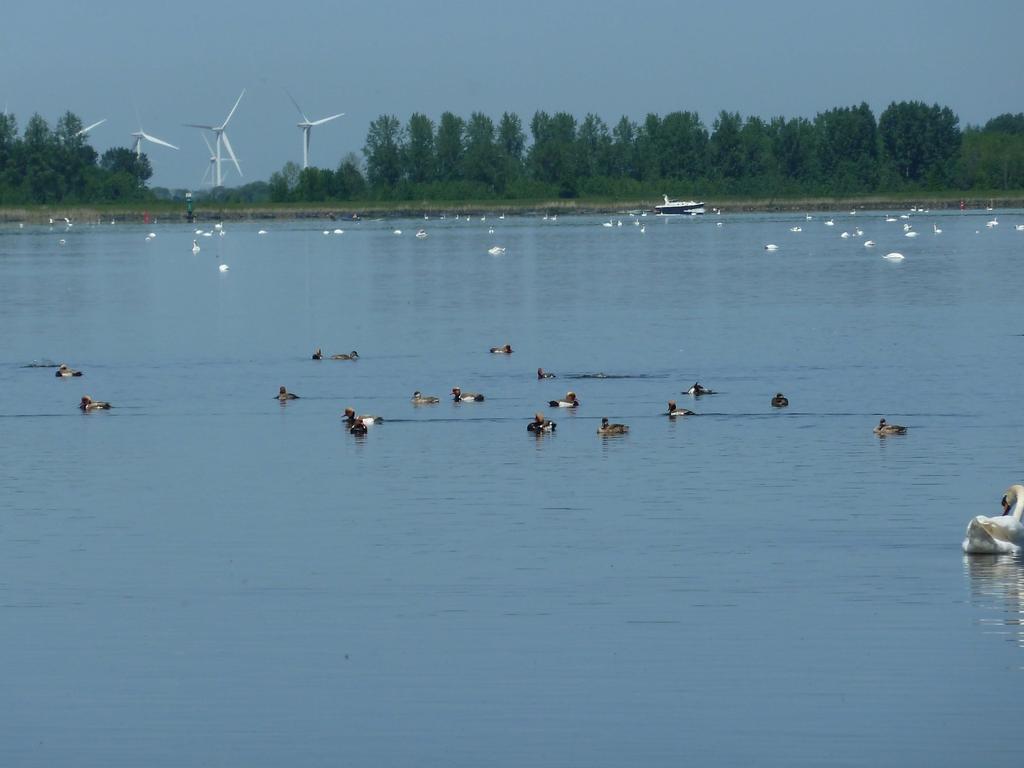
[268,103,1024,202]
[0,111,157,204]
[2,104,1024,206]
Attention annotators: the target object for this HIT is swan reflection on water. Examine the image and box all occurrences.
[965,554,1024,650]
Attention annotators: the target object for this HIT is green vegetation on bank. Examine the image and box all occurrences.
[3,103,1024,210]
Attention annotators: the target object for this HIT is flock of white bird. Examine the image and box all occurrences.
[759,207,1013,261]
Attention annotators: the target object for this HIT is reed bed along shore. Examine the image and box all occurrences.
[1,194,1021,224]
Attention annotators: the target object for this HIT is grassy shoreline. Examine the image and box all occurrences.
[1,193,1021,223]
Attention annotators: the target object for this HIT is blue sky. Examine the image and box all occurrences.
[2,0,1020,188]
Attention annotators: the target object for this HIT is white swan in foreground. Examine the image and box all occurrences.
[963,485,1024,554]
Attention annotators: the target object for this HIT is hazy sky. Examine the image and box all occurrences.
[3,0,1020,188]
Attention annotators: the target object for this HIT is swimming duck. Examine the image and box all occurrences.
[527,412,556,433]
[685,382,715,396]
[312,347,323,360]
[411,391,440,404]
[330,350,359,360]
[79,395,111,411]
[277,386,299,401]
[666,400,695,417]
[873,418,907,436]
[548,391,579,408]
[490,344,513,354]
[597,417,628,435]
[343,407,382,426]
[55,363,83,378]
[452,387,485,402]
[537,368,556,379]
[771,393,789,408]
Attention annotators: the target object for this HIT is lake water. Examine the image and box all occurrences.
[1,209,1022,766]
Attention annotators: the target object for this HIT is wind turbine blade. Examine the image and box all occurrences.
[200,132,215,155]
[141,132,179,150]
[285,89,309,123]
[311,112,345,126]
[184,123,215,130]
[221,89,245,129]
[76,118,107,136]
[221,132,242,176]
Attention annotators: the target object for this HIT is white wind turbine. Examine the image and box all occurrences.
[200,133,218,186]
[130,112,179,158]
[185,90,245,187]
[286,90,344,169]
[75,118,107,137]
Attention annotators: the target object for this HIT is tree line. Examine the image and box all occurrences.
[0,111,157,204]
[268,102,1024,203]
[2,103,1024,206]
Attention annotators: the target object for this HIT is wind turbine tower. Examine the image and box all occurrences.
[287,90,344,169]
[185,89,245,187]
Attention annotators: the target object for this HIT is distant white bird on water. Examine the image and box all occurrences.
[883,252,904,261]
[764,243,779,251]
[192,239,200,254]
[789,226,802,232]
[393,229,402,235]
[933,223,942,234]
[415,229,428,239]
[1015,224,1024,232]
[825,218,834,227]
[986,217,999,228]
[258,229,268,235]
[219,264,229,272]
[905,230,918,238]
[202,231,213,237]
[488,246,506,255]
[333,228,344,234]
[864,240,876,248]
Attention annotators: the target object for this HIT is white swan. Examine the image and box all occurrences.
[963,485,1024,554]
[764,243,779,251]
[883,252,904,261]
[192,239,200,254]
[933,223,942,234]
[864,240,876,248]
[218,264,229,272]
[487,246,505,255]
[790,226,802,232]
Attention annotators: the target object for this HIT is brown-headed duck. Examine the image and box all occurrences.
[666,400,695,417]
[79,395,111,411]
[549,391,579,408]
[874,418,907,436]
[597,417,628,436]
[527,412,556,433]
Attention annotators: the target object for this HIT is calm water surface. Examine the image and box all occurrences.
[2,210,1023,766]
